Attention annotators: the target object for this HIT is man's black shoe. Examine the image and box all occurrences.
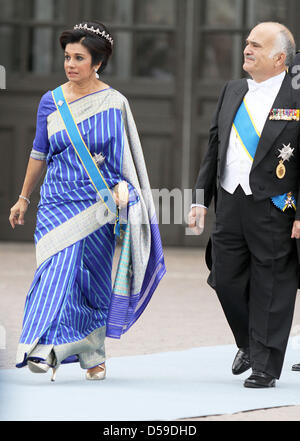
[232,347,251,375]
[244,370,276,388]
[292,363,300,371]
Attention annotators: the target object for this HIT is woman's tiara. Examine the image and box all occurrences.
[74,23,114,46]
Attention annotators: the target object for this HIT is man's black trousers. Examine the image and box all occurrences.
[210,185,299,379]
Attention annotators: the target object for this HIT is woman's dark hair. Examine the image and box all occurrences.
[59,21,113,74]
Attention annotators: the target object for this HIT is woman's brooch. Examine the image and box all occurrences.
[93,152,106,167]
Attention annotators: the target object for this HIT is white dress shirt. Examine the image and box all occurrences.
[192,71,286,210]
[221,71,286,195]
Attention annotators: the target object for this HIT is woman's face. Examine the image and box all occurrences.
[64,42,98,83]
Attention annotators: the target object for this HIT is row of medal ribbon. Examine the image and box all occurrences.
[269,108,300,121]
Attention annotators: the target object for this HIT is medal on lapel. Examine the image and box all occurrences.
[276,160,286,179]
[276,143,294,179]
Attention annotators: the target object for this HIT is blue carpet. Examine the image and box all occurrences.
[1,342,300,421]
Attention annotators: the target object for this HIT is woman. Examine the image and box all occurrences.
[9,21,166,382]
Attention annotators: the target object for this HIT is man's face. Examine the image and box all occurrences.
[243,25,280,82]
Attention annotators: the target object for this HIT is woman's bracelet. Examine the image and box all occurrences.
[19,195,30,204]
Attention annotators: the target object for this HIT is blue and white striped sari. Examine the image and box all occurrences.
[16,87,166,370]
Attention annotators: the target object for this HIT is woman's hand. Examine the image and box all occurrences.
[9,157,45,230]
[113,181,129,208]
[9,198,29,229]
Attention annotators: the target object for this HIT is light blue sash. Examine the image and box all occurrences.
[233,99,260,161]
[233,99,296,212]
[52,86,121,235]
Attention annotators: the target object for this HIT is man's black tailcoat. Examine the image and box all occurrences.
[193,72,300,378]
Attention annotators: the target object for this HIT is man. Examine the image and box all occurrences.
[189,22,300,388]
[290,50,300,374]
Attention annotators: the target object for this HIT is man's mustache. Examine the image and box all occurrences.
[244,55,256,61]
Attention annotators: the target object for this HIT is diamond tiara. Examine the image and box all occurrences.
[74,23,114,46]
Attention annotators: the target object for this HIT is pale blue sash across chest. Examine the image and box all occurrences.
[233,99,296,212]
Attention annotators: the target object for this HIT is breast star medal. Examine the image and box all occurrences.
[276,143,294,179]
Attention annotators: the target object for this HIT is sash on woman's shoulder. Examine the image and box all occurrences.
[52,85,166,339]
[52,86,122,235]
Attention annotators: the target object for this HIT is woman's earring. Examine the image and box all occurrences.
[95,69,99,79]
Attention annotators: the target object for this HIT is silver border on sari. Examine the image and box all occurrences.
[36,200,116,268]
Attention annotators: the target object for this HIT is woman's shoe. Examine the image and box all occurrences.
[51,367,58,382]
[27,360,50,374]
[28,360,58,382]
[86,364,106,381]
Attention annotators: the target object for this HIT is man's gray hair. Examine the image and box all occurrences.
[269,28,296,66]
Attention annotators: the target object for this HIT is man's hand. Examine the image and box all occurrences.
[291,220,300,239]
[187,206,208,236]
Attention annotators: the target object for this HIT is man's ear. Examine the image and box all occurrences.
[274,52,286,68]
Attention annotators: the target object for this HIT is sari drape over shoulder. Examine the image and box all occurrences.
[16,87,166,369]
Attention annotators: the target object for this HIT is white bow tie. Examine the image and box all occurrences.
[247,72,286,93]
[248,80,267,92]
